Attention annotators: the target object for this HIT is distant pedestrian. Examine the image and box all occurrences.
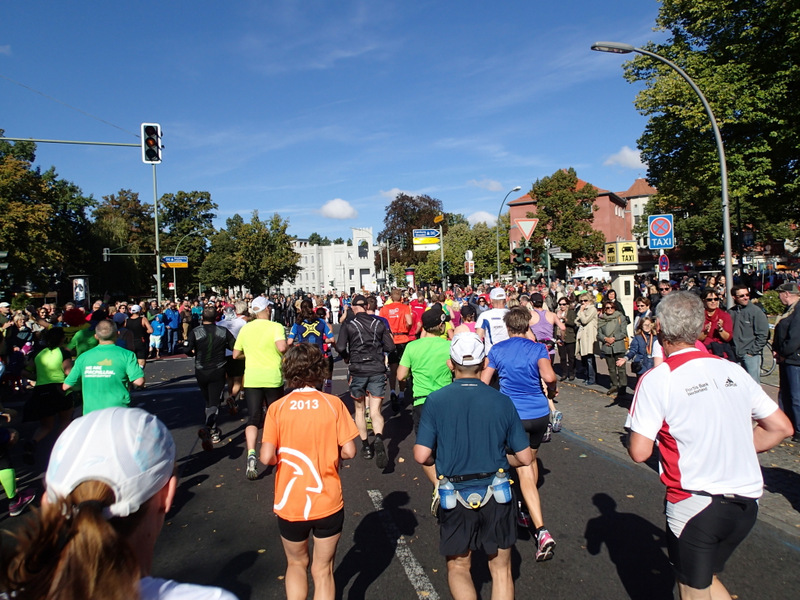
[729,284,769,383]
[773,281,800,442]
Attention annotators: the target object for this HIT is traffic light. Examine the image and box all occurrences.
[103,248,110,262]
[442,261,450,277]
[141,123,162,164]
[522,247,534,264]
[513,247,525,265]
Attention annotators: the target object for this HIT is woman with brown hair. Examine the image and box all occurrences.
[260,344,359,600]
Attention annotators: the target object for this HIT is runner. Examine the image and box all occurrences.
[186,306,236,452]
[379,289,413,411]
[480,306,559,561]
[260,344,358,600]
[232,296,286,480]
[396,304,452,513]
[125,305,153,371]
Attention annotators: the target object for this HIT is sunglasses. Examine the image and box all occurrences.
[581,299,591,303]
[558,302,568,306]
[658,287,670,291]
[735,293,749,298]
[604,306,615,310]
[704,298,719,302]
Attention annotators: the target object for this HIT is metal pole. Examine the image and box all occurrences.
[172,232,197,302]
[153,165,162,305]
[495,186,522,282]
[440,223,445,290]
[632,47,734,308]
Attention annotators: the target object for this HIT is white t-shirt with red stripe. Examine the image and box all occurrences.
[629,347,777,503]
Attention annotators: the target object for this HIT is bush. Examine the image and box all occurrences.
[758,290,784,316]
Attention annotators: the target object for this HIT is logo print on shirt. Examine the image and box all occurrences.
[724,378,737,388]
[300,321,320,338]
[273,447,324,520]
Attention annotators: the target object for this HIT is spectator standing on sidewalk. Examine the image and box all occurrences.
[597,301,629,398]
[729,284,770,383]
[555,295,578,381]
[163,301,181,355]
[773,281,800,442]
[575,291,598,386]
[628,291,792,599]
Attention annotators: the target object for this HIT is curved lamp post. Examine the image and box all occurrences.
[591,41,733,308]
[495,186,522,282]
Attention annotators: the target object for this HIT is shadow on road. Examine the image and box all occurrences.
[335,491,418,600]
[584,492,674,600]
[762,466,800,515]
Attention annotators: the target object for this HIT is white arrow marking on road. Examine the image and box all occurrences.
[367,489,439,600]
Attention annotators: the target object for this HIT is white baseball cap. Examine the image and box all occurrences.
[489,287,506,300]
[450,331,486,366]
[45,407,176,518]
[251,296,273,313]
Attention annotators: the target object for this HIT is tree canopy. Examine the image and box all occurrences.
[624,0,800,259]
[525,168,605,263]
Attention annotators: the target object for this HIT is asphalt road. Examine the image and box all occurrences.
[3,351,799,599]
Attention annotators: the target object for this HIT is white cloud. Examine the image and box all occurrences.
[604,146,646,169]
[467,211,496,227]
[467,179,503,192]
[0,45,10,55]
[379,187,411,200]
[320,198,357,219]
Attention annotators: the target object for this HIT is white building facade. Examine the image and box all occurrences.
[278,227,382,296]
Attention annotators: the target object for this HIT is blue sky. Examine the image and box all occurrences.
[1,1,665,240]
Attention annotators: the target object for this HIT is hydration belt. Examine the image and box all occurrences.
[447,472,512,509]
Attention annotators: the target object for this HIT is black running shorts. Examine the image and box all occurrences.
[277,508,345,542]
[667,495,757,589]
[438,497,516,557]
[520,415,551,450]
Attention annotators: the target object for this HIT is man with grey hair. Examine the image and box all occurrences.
[63,319,145,415]
[628,292,792,600]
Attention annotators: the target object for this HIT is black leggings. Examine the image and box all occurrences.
[195,367,227,409]
[244,387,285,427]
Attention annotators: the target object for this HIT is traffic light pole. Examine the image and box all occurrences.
[153,164,163,306]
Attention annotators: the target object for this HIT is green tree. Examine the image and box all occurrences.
[201,212,300,294]
[307,232,332,246]
[525,168,605,263]
[159,191,217,297]
[623,0,800,259]
[378,193,444,265]
[92,190,155,296]
[332,237,345,245]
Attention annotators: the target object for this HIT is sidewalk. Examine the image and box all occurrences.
[553,355,800,537]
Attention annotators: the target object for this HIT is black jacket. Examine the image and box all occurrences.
[335,312,395,376]
[774,302,800,367]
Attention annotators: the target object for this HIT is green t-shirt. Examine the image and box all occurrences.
[399,336,453,406]
[69,326,99,357]
[233,319,285,388]
[63,344,145,414]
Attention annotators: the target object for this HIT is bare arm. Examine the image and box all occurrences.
[340,439,357,460]
[131,376,145,388]
[507,446,533,467]
[628,431,655,463]
[414,443,435,466]
[232,349,244,360]
[397,364,410,382]
[275,339,288,354]
[260,441,277,466]
[480,366,496,385]
[753,409,793,453]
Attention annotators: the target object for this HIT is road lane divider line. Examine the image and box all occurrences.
[367,489,439,600]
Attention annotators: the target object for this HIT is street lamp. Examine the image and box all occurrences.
[495,186,523,282]
[591,41,734,308]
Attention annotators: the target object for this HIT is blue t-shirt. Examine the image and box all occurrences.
[163,308,180,329]
[488,337,550,420]
[416,378,529,491]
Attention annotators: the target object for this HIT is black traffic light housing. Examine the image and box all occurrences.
[141,123,162,164]
[512,247,525,265]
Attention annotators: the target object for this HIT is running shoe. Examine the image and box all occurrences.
[535,528,556,562]
[361,444,374,460]
[551,410,563,433]
[517,502,533,529]
[431,487,440,518]
[246,454,258,480]
[374,438,387,469]
[541,423,552,443]
[210,428,222,444]
[198,428,213,452]
[9,490,35,517]
[225,396,239,416]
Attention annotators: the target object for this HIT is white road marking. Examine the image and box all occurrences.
[367,489,439,600]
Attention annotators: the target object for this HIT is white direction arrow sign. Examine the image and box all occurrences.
[515,218,539,242]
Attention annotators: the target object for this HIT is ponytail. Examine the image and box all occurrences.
[2,481,143,600]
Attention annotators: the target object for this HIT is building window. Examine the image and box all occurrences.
[349,269,354,280]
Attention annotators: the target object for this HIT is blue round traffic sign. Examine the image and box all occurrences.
[659,254,670,272]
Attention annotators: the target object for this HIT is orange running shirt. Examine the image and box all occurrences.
[379,301,412,344]
[263,388,359,521]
